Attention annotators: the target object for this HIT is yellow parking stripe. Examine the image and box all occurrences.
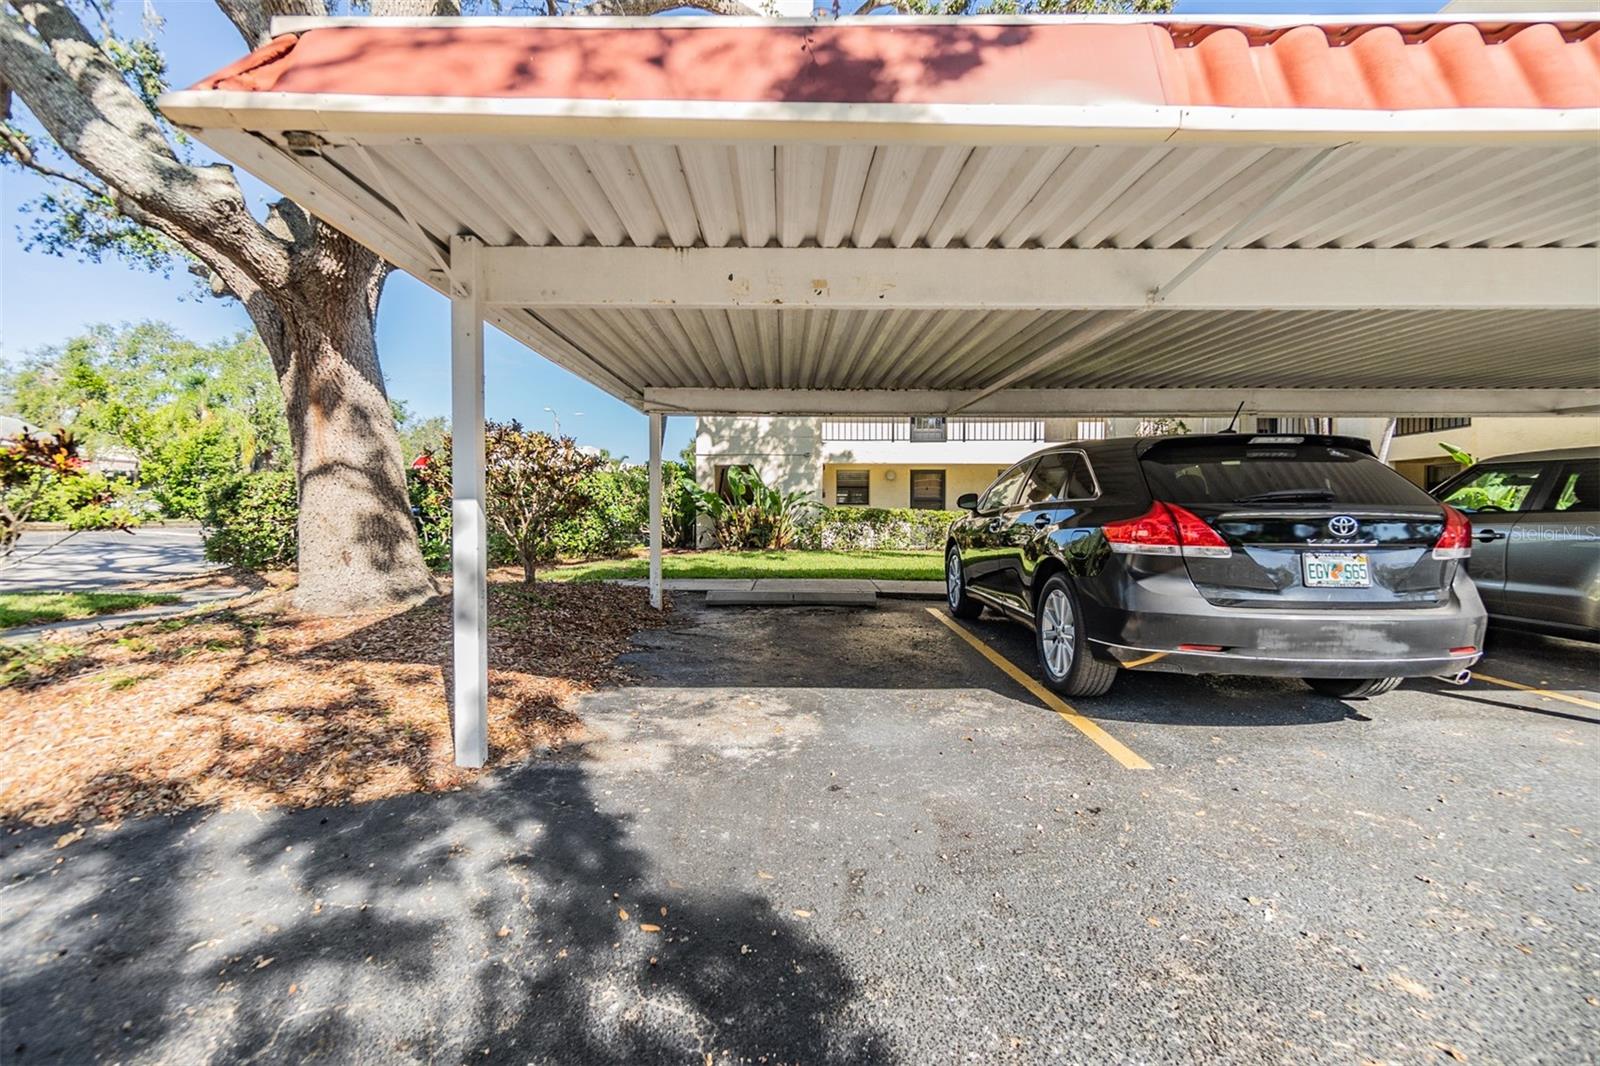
[925,608,1153,771]
[1471,672,1600,712]
[1120,652,1168,669]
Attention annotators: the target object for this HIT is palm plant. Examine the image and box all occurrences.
[685,466,819,551]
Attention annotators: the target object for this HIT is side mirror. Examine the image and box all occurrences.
[957,493,980,512]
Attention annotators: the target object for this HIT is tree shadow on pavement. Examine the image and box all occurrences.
[2,758,891,1065]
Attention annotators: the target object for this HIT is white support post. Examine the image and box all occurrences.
[648,412,665,611]
[450,235,488,769]
[1377,417,1399,464]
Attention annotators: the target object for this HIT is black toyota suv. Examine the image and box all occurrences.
[944,433,1486,699]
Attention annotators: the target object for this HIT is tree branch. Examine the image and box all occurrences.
[1,0,290,286]
[1,121,104,196]
[583,0,762,14]
[369,0,461,15]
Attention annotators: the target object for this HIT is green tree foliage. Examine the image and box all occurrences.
[1,323,290,518]
[397,413,450,465]
[27,470,144,531]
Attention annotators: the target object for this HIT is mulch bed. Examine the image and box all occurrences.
[0,577,670,829]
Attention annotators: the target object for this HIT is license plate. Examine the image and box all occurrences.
[1302,552,1370,588]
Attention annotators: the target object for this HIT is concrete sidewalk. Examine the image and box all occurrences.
[0,585,253,643]
[615,577,943,599]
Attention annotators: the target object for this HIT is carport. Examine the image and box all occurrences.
[158,12,1600,766]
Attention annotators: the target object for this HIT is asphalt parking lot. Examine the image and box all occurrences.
[4,597,1596,1064]
[0,527,213,592]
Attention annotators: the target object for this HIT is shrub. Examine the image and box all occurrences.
[27,472,147,530]
[409,446,453,571]
[201,471,297,569]
[1,429,93,558]
[548,465,648,560]
[796,506,960,552]
[64,495,145,531]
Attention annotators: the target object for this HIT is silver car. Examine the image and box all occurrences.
[1430,446,1600,640]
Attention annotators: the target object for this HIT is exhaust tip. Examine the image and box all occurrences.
[1437,669,1472,686]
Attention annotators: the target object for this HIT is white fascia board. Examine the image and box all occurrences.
[158,91,1183,146]
[481,247,1600,312]
[157,88,1599,148]
[643,388,1600,418]
[821,440,1044,465]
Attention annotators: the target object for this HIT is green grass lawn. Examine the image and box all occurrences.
[0,590,182,629]
[543,549,943,583]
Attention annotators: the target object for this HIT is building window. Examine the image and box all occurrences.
[1423,463,1458,490]
[909,416,948,442]
[1256,417,1332,434]
[1395,417,1472,437]
[715,463,756,500]
[835,469,870,506]
[910,469,946,510]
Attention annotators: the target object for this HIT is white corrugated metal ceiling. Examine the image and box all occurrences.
[322,140,1598,253]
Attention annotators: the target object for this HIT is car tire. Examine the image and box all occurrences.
[1304,676,1404,699]
[945,546,983,620]
[1034,574,1117,697]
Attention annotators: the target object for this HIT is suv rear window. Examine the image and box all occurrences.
[1140,439,1435,508]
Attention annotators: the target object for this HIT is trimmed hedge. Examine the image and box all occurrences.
[795,506,960,552]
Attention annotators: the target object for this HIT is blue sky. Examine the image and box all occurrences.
[1,0,1446,462]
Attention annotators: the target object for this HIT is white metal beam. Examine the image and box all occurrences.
[642,387,1600,418]
[450,236,489,770]
[479,247,1600,312]
[648,413,664,611]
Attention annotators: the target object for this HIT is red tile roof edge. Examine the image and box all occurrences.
[191,20,1600,111]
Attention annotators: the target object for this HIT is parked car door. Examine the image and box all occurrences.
[1434,461,1549,614]
[1501,458,1600,635]
[963,460,1036,601]
[1007,450,1098,610]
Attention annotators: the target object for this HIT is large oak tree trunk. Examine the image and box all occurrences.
[249,231,435,614]
[2,0,444,617]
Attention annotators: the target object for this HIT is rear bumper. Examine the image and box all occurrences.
[1085,570,1488,680]
[1094,642,1481,679]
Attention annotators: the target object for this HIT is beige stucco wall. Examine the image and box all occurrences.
[1387,416,1600,487]
[822,463,1011,510]
[694,416,825,500]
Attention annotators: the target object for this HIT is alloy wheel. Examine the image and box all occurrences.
[946,550,962,609]
[1040,587,1076,679]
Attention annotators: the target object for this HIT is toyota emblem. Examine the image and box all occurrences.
[1327,515,1360,538]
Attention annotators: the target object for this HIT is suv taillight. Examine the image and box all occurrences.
[1104,502,1232,559]
[1433,505,1472,560]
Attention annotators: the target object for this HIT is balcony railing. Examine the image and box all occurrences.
[1394,417,1472,437]
[820,417,1045,443]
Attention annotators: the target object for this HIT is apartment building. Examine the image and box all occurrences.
[1385,416,1600,489]
[695,413,1600,506]
[693,415,1392,509]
